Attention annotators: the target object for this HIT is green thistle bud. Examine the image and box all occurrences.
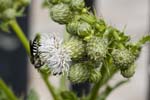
[86,36,108,61]
[77,21,93,38]
[121,64,135,78]
[63,36,85,60]
[50,3,72,24]
[112,49,135,69]
[68,63,90,83]
[66,21,78,35]
[89,69,102,83]
[1,9,16,20]
[70,0,85,11]
[0,0,12,12]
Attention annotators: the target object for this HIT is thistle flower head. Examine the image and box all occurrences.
[50,3,72,24]
[77,21,93,38]
[121,64,135,78]
[112,48,135,69]
[86,36,108,61]
[63,36,85,60]
[66,21,79,35]
[68,62,90,83]
[38,33,71,75]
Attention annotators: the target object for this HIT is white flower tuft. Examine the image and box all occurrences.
[38,33,71,75]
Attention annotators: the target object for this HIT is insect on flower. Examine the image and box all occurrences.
[30,33,71,75]
[30,34,45,68]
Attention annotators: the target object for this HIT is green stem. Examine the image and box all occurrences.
[60,74,68,91]
[89,65,117,100]
[0,79,18,100]
[41,74,59,100]
[9,20,30,55]
[9,19,59,100]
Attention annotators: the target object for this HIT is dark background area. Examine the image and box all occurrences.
[0,8,29,96]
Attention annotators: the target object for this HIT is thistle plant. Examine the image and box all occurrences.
[0,0,150,100]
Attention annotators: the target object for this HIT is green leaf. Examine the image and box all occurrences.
[60,91,78,100]
[0,89,9,100]
[27,89,39,100]
[0,79,18,100]
[136,35,150,47]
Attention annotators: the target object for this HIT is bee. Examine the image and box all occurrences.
[30,34,44,68]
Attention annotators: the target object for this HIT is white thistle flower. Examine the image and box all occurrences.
[38,33,71,75]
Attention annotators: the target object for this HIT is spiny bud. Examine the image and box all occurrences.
[121,64,135,78]
[70,0,85,11]
[68,63,90,83]
[1,9,16,20]
[86,36,108,61]
[112,49,135,69]
[89,69,102,83]
[50,3,72,24]
[0,0,12,12]
[63,36,85,60]
[66,21,78,35]
[77,21,93,38]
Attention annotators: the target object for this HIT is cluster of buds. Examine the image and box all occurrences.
[30,0,150,83]
[0,0,30,31]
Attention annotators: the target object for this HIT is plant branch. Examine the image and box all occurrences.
[9,19,30,55]
[0,79,18,100]
[41,74,60,100]
[9,19,59,100]
[89,64,117,100]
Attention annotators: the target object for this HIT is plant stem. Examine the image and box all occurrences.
[9,20,30,55]
[0,79,18,100]
[9,19,59,100]
[41,74,59,100]
[89,65,117,100]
